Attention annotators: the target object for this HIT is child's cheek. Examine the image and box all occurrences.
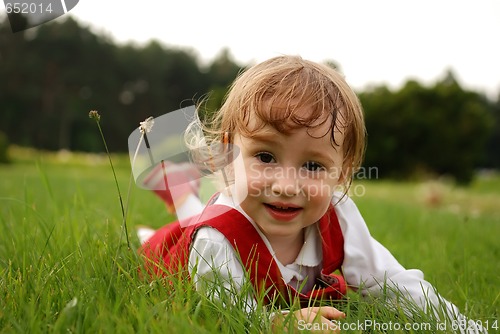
[231,154,250,205]
[301,179,334,201]
[245,163,267,196]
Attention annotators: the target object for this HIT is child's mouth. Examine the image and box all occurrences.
[265,204,300,212]
[264,203,302,221]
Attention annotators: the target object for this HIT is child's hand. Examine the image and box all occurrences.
[293,306,346,333]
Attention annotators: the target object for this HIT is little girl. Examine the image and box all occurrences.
[139,55,486,333]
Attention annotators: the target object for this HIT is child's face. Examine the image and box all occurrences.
[231,106,344,241]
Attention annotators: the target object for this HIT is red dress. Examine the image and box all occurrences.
[140,203,346,305]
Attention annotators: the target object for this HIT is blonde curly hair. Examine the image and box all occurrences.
[187,55,366,190]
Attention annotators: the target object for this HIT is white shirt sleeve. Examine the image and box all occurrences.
[335,194,487,333]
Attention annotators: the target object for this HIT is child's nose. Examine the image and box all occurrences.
[270,171,301,197]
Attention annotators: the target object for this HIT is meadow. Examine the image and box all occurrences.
[0,147,498,333]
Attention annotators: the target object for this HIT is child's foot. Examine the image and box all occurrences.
[142,161,201,214]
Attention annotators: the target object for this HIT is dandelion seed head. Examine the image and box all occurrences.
[140,116,154,134]
[89,110,100,121]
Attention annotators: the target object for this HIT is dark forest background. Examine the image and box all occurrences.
[1,14,499,183]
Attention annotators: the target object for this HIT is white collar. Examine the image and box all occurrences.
[214,193,323,283]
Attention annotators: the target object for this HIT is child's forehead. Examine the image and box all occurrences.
[238,111,345,148]
[246,98,345,131]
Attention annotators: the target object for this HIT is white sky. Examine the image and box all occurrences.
[22,0,500,97]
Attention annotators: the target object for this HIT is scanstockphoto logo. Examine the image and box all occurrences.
[3,0,79,32]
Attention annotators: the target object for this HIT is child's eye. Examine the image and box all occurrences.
[303,161,325,172]
[255,152,275,164]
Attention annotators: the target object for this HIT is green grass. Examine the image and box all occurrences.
[351,180,499,318]
[0,148,498,333]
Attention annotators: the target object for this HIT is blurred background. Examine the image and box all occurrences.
[1,0,499,184]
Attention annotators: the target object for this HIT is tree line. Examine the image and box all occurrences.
[1,14,498,183]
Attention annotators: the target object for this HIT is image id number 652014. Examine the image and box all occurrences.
[5,2,54,14]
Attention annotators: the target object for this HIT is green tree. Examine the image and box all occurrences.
[360,71,493,183]
[483,92,500,168]
[0,131,10,163]
[0,14,31,146]
[30,17,122,151]
[202,48,243,115]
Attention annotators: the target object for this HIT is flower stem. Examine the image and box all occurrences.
[89,111,130,248]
